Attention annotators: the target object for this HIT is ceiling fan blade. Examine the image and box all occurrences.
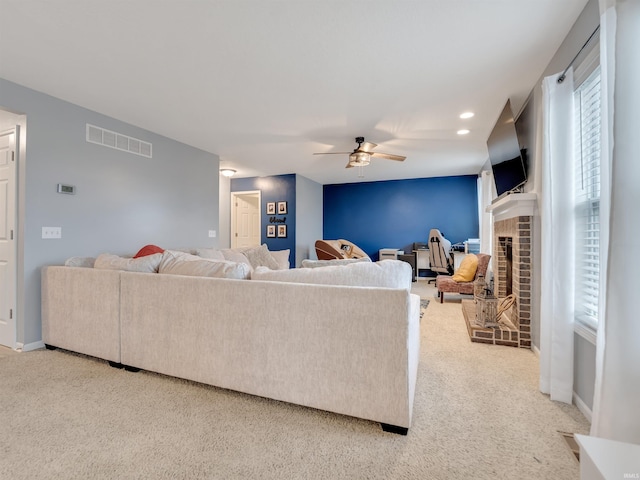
[345,162,354,169]
[359,142,377,153]
[313,152,351,155]
[371,152,406,161]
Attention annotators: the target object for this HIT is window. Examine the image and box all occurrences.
[573,65,601,331]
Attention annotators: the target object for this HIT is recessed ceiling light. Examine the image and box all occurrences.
[457,129,470,135]
[460,112,474,119]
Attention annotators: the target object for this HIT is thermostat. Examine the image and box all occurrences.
[57,183,76,195]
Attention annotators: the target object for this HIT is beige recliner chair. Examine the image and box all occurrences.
[315,239,370,261]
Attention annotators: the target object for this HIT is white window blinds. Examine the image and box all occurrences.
[574,66,601,330]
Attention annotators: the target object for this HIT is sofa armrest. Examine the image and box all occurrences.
[41,266,122,363]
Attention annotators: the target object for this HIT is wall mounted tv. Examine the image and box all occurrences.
[487,99,528,197]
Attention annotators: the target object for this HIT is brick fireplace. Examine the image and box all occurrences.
[462,193,537,348]
[493,215,532,348]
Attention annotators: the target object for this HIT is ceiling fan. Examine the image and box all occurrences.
[313,137,406,175]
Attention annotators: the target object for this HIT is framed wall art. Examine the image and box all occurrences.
[267,225,276,238]
[277,201,287,215]
[277,224,287,238]
[266,202,276,215]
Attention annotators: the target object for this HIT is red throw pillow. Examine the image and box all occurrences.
[133,244,165,258]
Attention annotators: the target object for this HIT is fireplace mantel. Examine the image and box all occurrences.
[486,192,538,221]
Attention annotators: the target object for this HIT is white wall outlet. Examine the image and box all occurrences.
[208,230,216,238]
[42,227,62,239]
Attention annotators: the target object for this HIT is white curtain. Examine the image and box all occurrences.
[539,69,575,404]
[591,0,640,444]
[478,170,494,256]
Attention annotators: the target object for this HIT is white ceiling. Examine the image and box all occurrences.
[0,0,587,185]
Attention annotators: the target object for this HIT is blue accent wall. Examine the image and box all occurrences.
[323,175,478,260]
[231,174,296,265]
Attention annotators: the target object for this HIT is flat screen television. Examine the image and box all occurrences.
[487,100,528,197]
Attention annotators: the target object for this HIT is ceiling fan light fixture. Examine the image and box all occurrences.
[348,151,371,166]
[220,168,237,177]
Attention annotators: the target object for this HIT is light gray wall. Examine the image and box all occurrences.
[525,0,599,410]
[218,175,231,248]
[0,78,220,346]
[295,174,322,267]
[574,332,596,416]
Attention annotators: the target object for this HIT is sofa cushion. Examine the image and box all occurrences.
[252,259,411,289]
[195,248,226,261]
[239,244,279,270]
[94,253,163,273]
[133,244,165,258]
[301,257,371,268]
[220,249,252,269]
[159,250,250,279]
[270,249,290,270]
[436,275,475,294]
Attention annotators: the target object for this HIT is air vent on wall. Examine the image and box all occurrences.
[86,124,152,158]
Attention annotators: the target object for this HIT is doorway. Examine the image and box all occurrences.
[231,191,261,249]
[0,127,18,349]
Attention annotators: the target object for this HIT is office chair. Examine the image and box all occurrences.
[427,229,453,283]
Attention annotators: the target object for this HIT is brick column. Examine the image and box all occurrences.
[493,216,532,348]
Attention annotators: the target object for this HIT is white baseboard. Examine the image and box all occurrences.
[573,391,593,423]
[531,344,540,357]
[19,340,45,352]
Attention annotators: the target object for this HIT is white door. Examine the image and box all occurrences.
[0,128,17,348]
[232,192,260,249]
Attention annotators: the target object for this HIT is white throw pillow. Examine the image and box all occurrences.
[243,244,280,270]
[220,249,252,270]
[301,257,371,268]
[252,259,412,289]
[94,253,163,273]
[270,249,290,270]
[159,250,250,279]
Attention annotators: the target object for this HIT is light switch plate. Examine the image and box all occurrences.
[42,227,62,239]
[208,230,216,238]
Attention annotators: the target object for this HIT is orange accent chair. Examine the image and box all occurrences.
[436,253,491,303]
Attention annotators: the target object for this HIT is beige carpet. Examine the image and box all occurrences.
[0,345,18,360]
[0,285,589,479]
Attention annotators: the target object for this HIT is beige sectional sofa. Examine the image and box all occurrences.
[41,253,421,434]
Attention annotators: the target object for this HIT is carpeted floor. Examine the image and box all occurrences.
[0,345,18,360]
[0,285,589,479]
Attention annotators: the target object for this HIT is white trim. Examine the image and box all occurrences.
[20,340,45,352]
[486,192,538,221]
[573,391,593,423]
[574,322,597,345]
[0,127,18,350]
[230,190,261,249]
[531,344,540,357]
